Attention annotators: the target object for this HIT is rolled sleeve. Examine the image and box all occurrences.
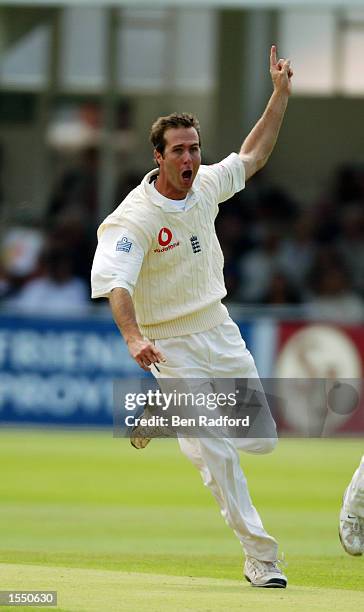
[91,226,144,299]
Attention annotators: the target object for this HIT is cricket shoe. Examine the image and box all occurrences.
[244,556,287,588]
[130,418,152,449]
[339,488,364,556]
[130,401,174,450]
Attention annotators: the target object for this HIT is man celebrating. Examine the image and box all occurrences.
[91,46,292,588]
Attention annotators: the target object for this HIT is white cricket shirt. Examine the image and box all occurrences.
[91,153,245,338]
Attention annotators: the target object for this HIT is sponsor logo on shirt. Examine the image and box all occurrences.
[116,236,133,253]
[158,227,173,246]
[154,227,180,254]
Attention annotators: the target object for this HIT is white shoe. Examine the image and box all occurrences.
[339,489,364,556]
[244,556,287,588]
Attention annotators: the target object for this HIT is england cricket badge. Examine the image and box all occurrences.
[190,235,201,254]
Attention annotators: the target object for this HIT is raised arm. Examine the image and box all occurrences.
[109,288,165,372]
[239,45,293,181]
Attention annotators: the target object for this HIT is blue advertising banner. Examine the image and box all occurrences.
[0,313,140,425]
[0,313,253,425]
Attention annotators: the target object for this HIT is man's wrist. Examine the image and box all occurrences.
[269,89,290,114]
[272,87,289,99]
[125,331,144,346]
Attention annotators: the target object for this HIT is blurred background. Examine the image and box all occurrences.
[1,0,364,434]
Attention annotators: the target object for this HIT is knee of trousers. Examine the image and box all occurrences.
[201,438,243,472]
[254,436,278,454]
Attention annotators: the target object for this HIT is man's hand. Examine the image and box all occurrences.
[270,45,293,96]
[239,45,292,181]
[127,336,166,372]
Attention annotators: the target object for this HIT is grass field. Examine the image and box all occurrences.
[0,429,363,611]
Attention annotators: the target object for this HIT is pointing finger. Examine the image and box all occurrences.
[270,45,277,67]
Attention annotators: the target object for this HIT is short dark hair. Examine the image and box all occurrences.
[149,112,201,156]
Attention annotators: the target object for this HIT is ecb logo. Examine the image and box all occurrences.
[190,235,201,254]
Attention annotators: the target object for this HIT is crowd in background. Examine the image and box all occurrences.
[216,162,364,322]
[1,150,364,322]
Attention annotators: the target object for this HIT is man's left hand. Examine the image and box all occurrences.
[270,45,293,96]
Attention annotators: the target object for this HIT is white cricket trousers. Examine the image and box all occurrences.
[346,455,364,518]
[151,316,279,562]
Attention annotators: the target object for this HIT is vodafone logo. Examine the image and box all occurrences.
[154,227,180,254]
[158,227,173,247]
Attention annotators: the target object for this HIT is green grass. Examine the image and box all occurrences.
[0,429,363,611]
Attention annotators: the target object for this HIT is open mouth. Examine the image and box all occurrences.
[182,170,193,181]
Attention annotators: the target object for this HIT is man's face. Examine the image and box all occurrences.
[155,127,201,199]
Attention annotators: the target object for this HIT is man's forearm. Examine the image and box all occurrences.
[109,287,142,344]
[239,47,292,181]
[240,89,289,174]
[109,287,166,370]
